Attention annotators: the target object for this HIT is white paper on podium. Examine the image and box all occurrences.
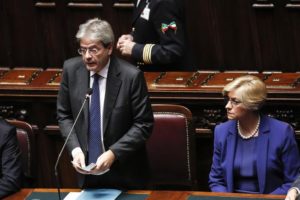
[64,189,122,200]
[64,192,81,200]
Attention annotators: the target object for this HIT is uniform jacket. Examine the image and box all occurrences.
[131,0,195,71]
[57,56,154,187]
[209,115,300,194]
[0,119,22,198]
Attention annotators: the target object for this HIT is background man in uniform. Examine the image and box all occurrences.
[117,0,195,71]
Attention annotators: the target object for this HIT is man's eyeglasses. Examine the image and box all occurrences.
[78,47,99,56]
[224,97,242,107]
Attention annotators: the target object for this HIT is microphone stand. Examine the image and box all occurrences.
[55,91,92,200]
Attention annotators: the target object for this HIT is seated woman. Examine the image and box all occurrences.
[208,75,300,195]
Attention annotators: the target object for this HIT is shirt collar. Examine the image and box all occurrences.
[90,58,110,79]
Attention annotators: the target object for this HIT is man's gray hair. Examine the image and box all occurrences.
[76,18,114,46]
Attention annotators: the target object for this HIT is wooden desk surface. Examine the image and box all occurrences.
[3,188,286,200]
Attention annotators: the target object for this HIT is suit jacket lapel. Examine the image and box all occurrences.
[75,63,90,151]
[132,0,148,25]
[226,122,237,192]
[256,116,269,194]
[103,57,122,135]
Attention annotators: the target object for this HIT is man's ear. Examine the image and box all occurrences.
[107,43,113,55]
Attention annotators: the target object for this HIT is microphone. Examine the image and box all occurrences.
[55,88,93,200]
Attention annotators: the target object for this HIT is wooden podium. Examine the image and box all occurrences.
[1,68,300,189]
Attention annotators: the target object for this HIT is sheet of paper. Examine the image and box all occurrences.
[94,168,109,175]
[71,162,96,172]
[76,189,122,200]
[63,192,81,200]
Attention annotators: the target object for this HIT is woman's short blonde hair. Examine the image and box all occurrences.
[222,75,267,111]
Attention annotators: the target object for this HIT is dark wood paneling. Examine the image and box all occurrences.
[185,0,223,70]
[4,1,39,66]
[35,2,65,68]
[1,0,300,70]
[0,1,12,65]
[0,0,135,67]
[186,0,300,70]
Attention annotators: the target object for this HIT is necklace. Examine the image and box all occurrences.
[237,115,260,139]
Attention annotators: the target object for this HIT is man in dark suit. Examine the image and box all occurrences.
[57,18,154,189]
[117,0,195,71]
[0,119,22,198]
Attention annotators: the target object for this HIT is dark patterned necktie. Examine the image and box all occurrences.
[88,73,103,164]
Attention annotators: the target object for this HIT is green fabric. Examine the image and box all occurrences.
[25,192,69,200]
[188,195,279,200]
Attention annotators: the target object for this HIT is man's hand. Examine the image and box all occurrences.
[71,152,90,174]
[118,40,136,56]
[117,34,133,49]
[285,188,298,200]
[117,34,135,56]
[89,150,116,175]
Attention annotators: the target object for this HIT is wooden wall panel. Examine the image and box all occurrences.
[4,1,39,66]
[0,1,12,65]
[2,0,300,71]
[281,0,300,71]
[252,9,278,71]
[35,3,65,68]
[185,0,300,71]
[185,0,222,70]
[214,0,256,70]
